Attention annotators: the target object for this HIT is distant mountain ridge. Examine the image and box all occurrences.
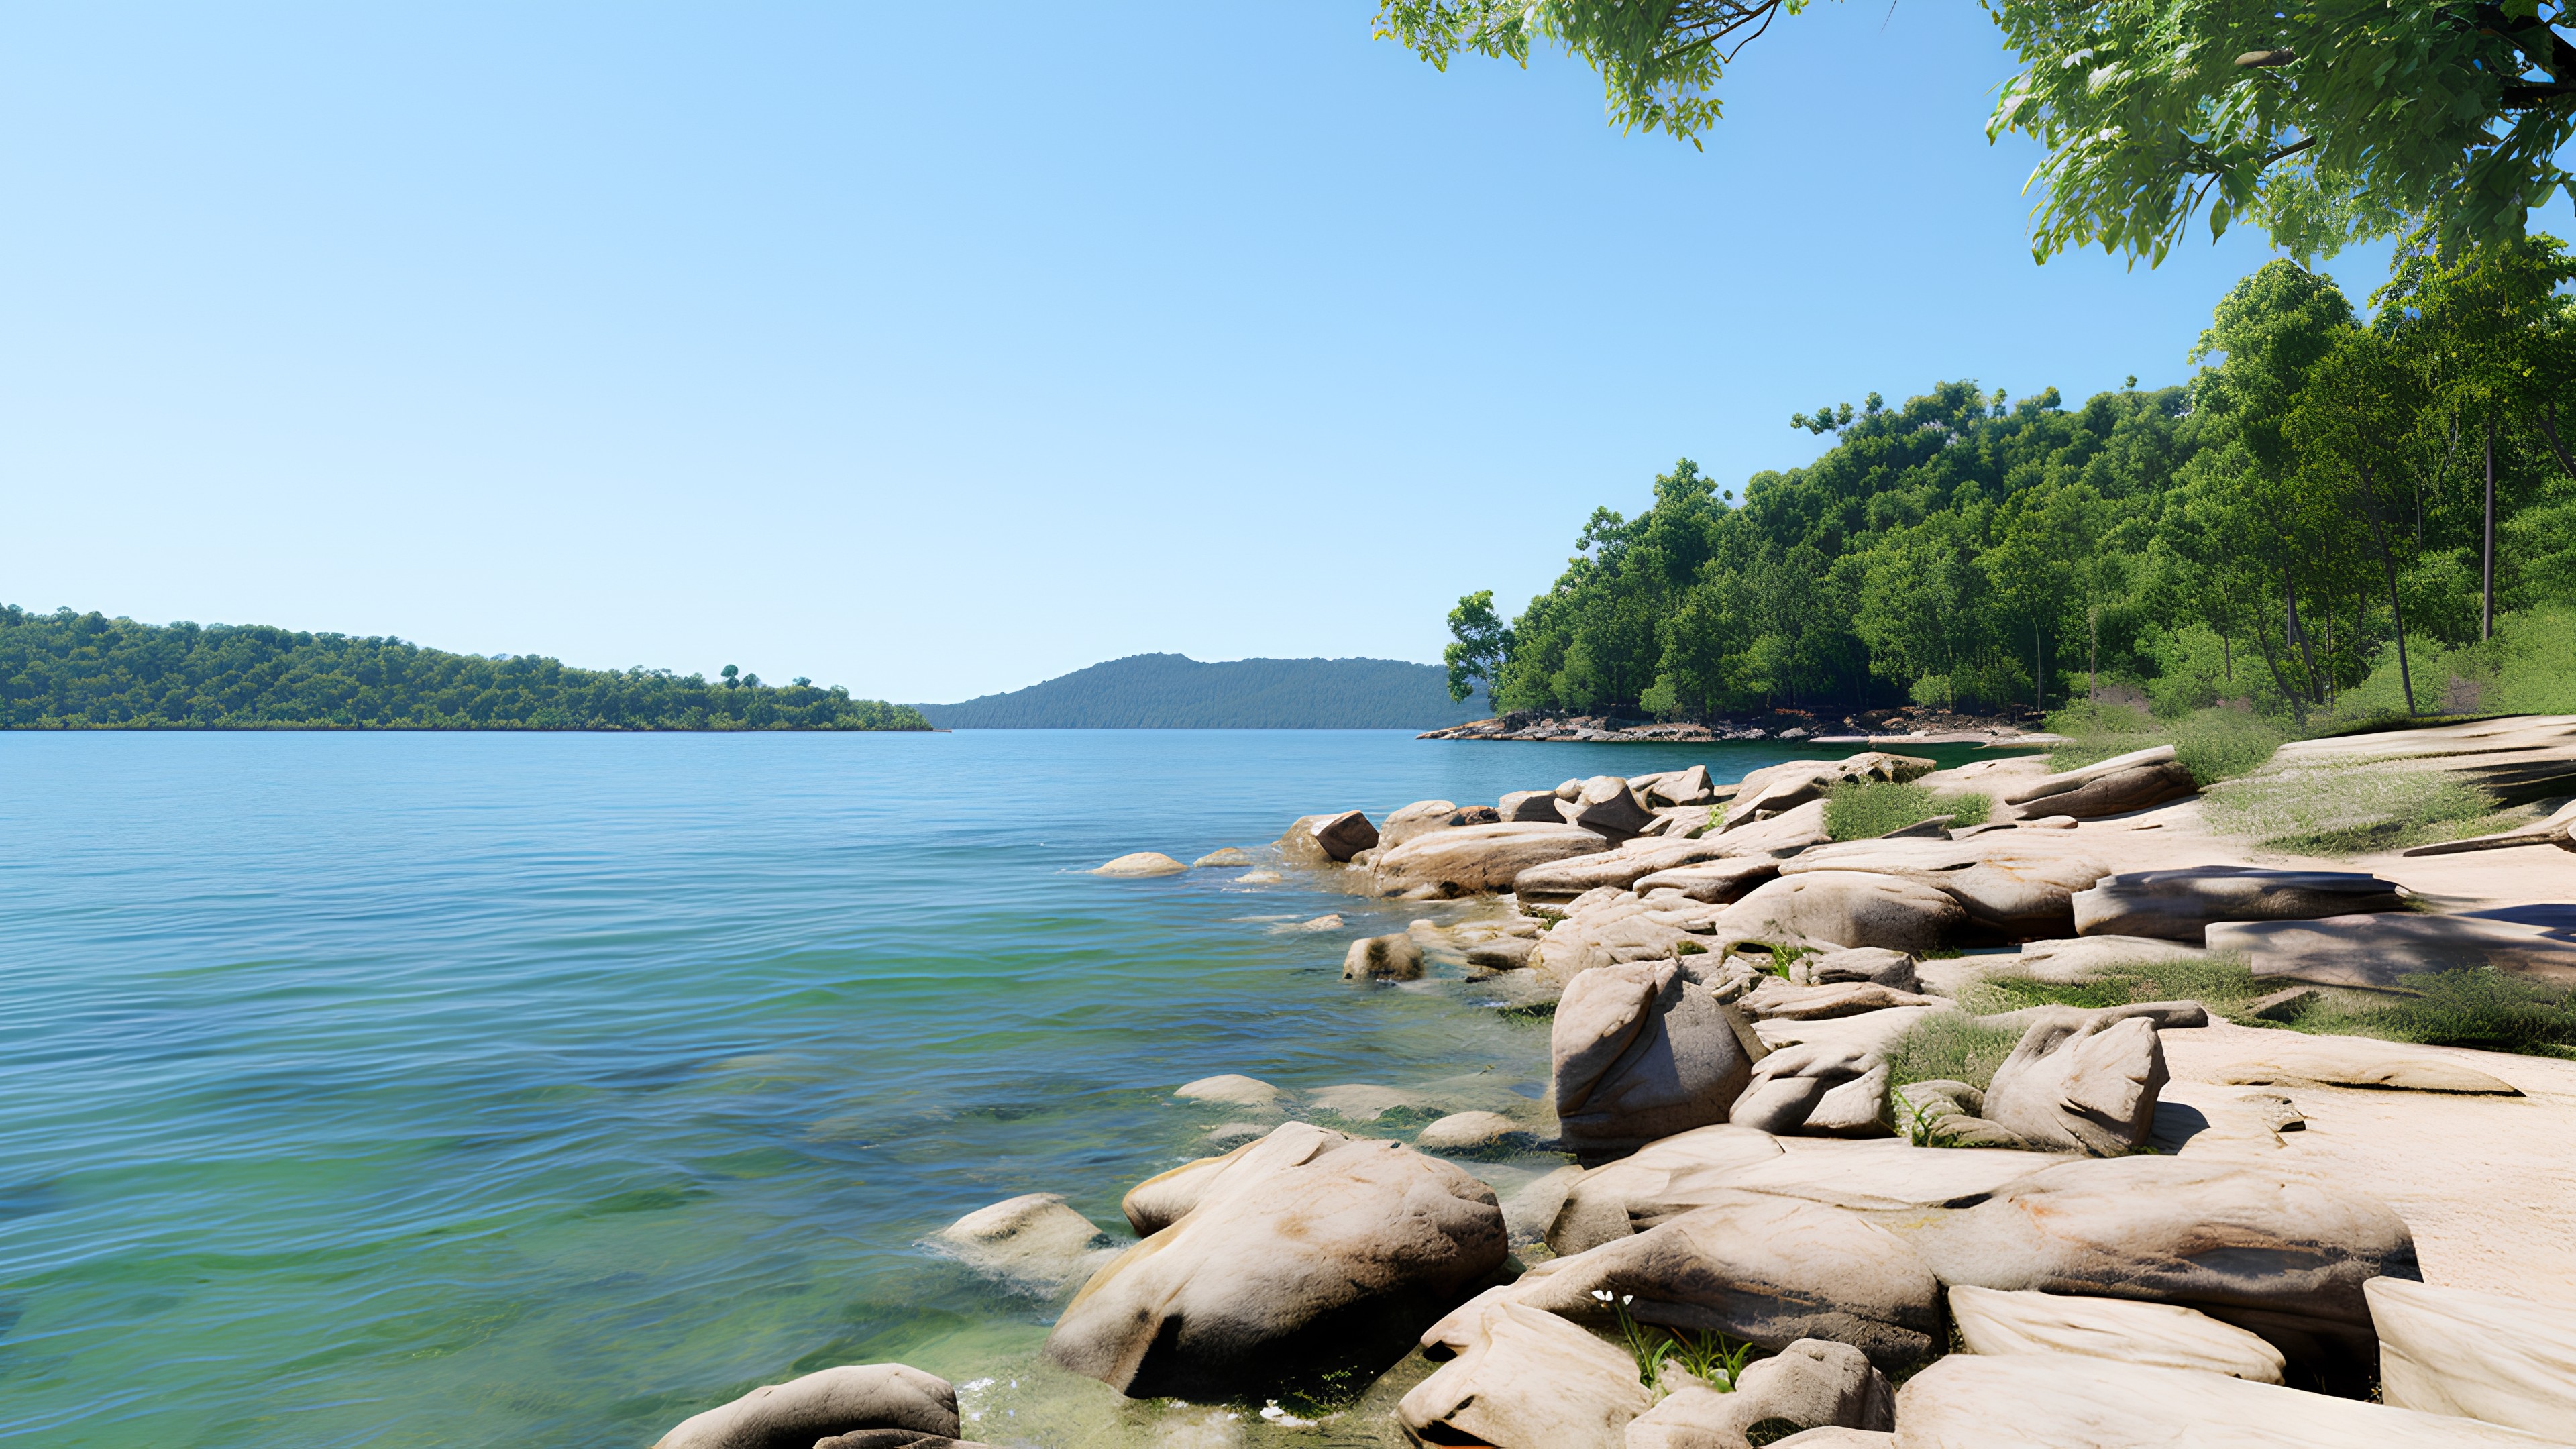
[918,653,1488,729]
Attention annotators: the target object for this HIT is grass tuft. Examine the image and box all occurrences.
[1823,781,1992,841]
[1882,1010,2026,1091]
[2045,702,2289,786]
[2300,971,2576,1058]
[2202,766,2496,855]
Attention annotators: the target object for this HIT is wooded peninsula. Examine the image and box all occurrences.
[0,606,929,731]
[1445,245,2576,731]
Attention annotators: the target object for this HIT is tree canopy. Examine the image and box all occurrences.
[1450,244,2576,722]
[1376,0,2576,262]
[0,607,930,731]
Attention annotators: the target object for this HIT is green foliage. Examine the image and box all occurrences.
[1664,1328,1759,1391]
[915,653,1486,729]
[1823,781,1992,840]
[2044,704,2288,786]
[1373,1,1794,146]
[2202,763,2496,855]
[1882,1012,2026,1092]
[1957,956,2280,1019]
[1446,590,1513,704]
[0,606,926,731]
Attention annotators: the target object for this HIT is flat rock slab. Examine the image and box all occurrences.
[1892,1352,2557,1446]
[1711,873,1966,955]
[1513,834,1741,904]
[1888,1155,2419,1366]
[2008,934,2215,983]
[1782,838,2110,939]
[2208,1035,2523,1095]
[2213,910,2576,987]
[1948,1283,2286,1382]
[2368,1277,2576,1440]
[1635,857,1783,904]
[2269,713,2576,806]
[2073,865,2407,943]
[1721,1139,2060,1212]
[1547,1123,1787,1254]
[1740,977,1942,1020]
[1372,822,1614,896]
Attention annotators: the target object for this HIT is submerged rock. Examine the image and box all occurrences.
[1413,1110,1532,1154]
[1093,852,1187,877]
[1175,1074,1283,1106]
[1343,933,1426,981]
[1190,846,1254,868]
[1045,1122,1506,1399]
[927,1193,1116,1294]
[651,1363,963,1449]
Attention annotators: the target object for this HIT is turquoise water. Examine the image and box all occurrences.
[0,731,1980,1447]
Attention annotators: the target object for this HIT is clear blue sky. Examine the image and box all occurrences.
[7,2,2508,703]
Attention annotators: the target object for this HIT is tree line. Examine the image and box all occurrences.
[0,606,930,731]
[1444,238,2576,724]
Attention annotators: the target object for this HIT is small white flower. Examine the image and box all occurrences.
[1621,1293,1636,1305]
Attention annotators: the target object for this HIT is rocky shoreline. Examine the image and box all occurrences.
[648,716,2576,1448]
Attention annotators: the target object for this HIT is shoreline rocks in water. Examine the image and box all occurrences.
[631,718,2576,1449]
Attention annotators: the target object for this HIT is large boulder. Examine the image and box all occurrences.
[1894,1352,2553,1446]
[1401,1295,1652,1449]
[1709,873,1966,955]
[1373,822,1615,896]
[1462,1189,1945,1368]
[1999,744,2200,821]
[2206,1034,2522,1095]
[1633,763,1718,806]
[2367,1277,2576,1438]
[1343,933,1426,981]
[651,1364,963,1449]
[1553,960,1757,1158]
[1515,834,1746,904]
[2213,909,2576,989]
[928,1193,1116,1294]
[1045,1122,1507,1399]
[1626,1339,1894,1448]
[1634,858,1783,904]
[1949,1284,2287,1382]
[1309,810,1378,861]
[1499,788,1567,822]
[1560,775,1658,839]
[1890,1155,2420,1369]
[1723,753,1933,831]
[2072,865,2408,943]
[1379,799,1462,850]
[1979,1008,2169,1156]
[1780,838,2110,940]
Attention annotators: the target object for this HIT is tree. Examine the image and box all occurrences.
[2287,327,2435,714]
[1443,590,1513,703]
[1378,1,2576,262]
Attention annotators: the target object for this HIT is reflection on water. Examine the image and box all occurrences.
[0,730,2005,1446]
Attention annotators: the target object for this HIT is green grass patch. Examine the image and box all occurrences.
[2202,766,2496,856]
[2043,703,2288,786]
[1823,781,1992,841]
[1947,954,2576,1060]
[1882,1010,2026,1091]
[2299,971,2576,1058]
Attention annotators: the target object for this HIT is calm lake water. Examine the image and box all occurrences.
[0,730,1999,1448]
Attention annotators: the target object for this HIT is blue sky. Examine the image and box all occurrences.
[5,2,2498,702]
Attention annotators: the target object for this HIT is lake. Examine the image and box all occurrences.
[0,730,2000,1447]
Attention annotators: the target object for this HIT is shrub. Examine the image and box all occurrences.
[1882,1010,2026,1091]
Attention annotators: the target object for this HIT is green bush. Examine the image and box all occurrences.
[2044,703,2284,785]
[1823,782,1992,841]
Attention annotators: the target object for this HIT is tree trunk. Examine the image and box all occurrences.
[2033,622,2043,714]
[2483,418,2497,642]
[2088,606,2099,704]
[2287,577,2320,702]
[2250,594,2308,725]
[2356,466,2418,716]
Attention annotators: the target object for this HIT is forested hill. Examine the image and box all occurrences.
[918,654,1486,728]
[0,606,929,731]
